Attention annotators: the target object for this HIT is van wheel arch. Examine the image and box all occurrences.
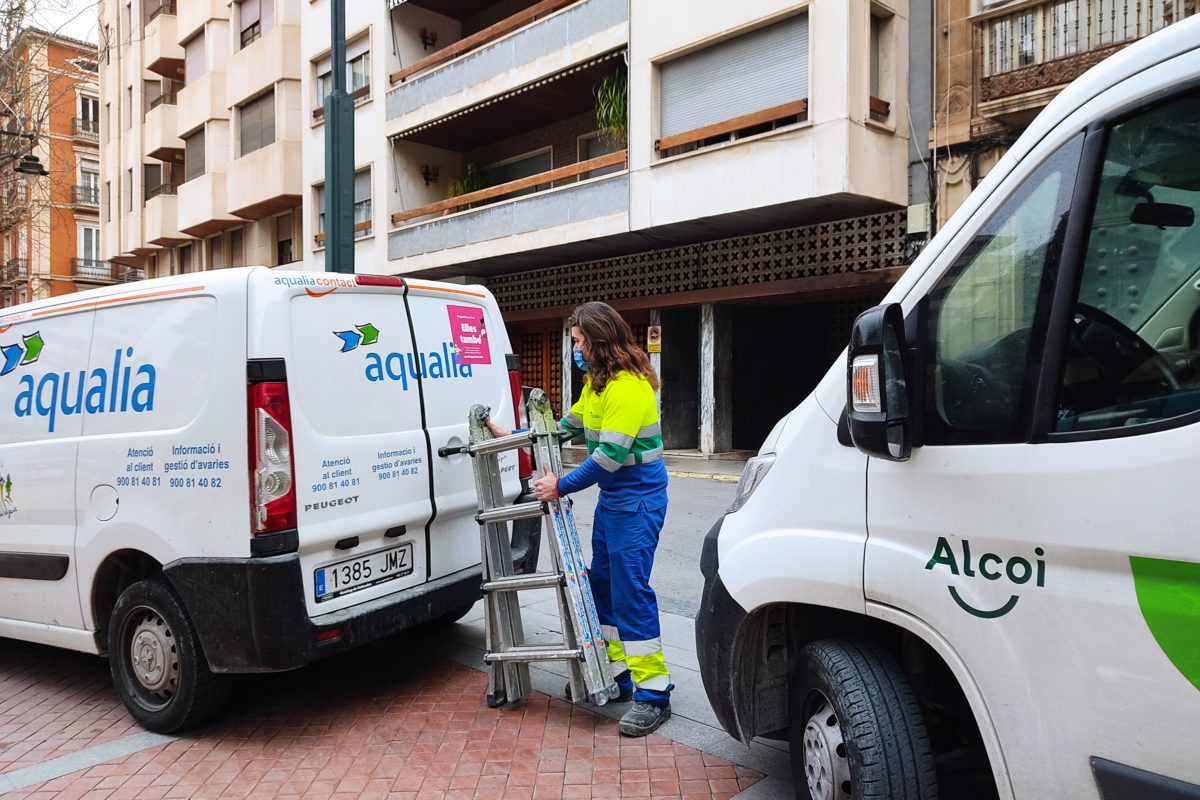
[91,549,163,653]
[732,604,1000,798]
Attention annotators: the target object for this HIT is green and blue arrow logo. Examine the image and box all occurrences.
[0,331,44,376]
[333,323,379,353]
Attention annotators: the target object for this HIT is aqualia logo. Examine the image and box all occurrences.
[332,325,475,390]
[12,347,157,433]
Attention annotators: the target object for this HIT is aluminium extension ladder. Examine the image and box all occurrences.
[443,389,617,709]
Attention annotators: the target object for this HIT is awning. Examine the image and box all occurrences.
[391,49,625,151]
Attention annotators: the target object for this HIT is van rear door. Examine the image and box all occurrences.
[270,276,434,617]
[403,283,519,580]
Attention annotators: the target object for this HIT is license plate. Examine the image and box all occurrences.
[314,542,414,603]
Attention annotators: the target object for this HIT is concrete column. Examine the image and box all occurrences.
[699,304,733,454]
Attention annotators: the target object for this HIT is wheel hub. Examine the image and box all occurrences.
[802,700,852,800]
[128,612,177,697]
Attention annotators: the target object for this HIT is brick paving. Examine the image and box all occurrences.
[0,642,143,774]
[1,647,761,800]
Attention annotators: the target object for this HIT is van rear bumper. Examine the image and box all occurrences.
[165,516,540,673]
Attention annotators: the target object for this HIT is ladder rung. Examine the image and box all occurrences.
[476,502,545,524]
[484,647,583,664]
[482,573,562,592]
[465,431,537,457]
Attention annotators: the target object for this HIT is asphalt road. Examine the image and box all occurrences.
[562,473,738,619]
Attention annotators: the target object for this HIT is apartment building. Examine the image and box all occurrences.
[99,0,305,275]
[933,0,1199,228]
[379,0,933,451]
[0,29,108,306]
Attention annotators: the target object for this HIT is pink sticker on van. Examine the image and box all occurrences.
[447,305,491,365]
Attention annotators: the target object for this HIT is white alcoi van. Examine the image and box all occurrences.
[697,16,1200,800]
[0,267,538,732]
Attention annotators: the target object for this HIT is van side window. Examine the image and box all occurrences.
[1055,92,1200,433]
[924,135,1084,445]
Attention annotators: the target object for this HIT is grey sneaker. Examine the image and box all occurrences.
[565,680,633,703]
[618,702,671,737]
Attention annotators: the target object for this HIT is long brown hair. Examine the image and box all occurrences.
[569,302,659,394]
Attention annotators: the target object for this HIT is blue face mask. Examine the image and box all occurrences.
[573,348,589,373]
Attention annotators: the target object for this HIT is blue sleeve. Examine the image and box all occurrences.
[557,455,606,495]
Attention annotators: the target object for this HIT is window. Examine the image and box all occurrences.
[315,38,371,108]
[105,181,111,221]
[579,133,622,180]
[143,164,161,202]
[991,12,1035,75]
[80,95,99,136]
[231,228,245,267]
[315,183,325,237]
[239,90,275,156]
[180,242,194,273]
[184,128,205,182]
[1048,1,1080,60]
[184,32,206,84]
[80,226,100,263]
[1054,93,1200,433]
[354,169,372,237]
[923,135,1084,445]
[487,150,552,198]
[659,14,808,152]
[238,0,273,48]
[124,86,132,129]
[104,102,110,141]
[80,159,100,193]
[126,168,134,211]
[143,79,162,115]
[870,15,882,99]
[277,211,294,264]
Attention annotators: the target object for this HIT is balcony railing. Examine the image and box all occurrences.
[119,267,147,283]
[72,185,100,206]
[3,259,28,285]
[71,258,117,282]
[390,150,626,226]
[73,117,99,140]
[148,92,178,110]
[147,1,176,22]
[146,183,178,200]
[389,0,578,85]
[982,0,1199,81]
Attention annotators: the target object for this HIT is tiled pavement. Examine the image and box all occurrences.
[0,643,770,800]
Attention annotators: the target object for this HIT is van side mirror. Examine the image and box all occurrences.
[846,303,912,461]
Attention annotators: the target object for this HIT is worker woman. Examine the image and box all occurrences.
[489,301,672,736]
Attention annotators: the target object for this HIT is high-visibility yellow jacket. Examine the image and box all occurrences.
[557,370,667,506]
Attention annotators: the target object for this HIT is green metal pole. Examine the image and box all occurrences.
[323,0,354,273]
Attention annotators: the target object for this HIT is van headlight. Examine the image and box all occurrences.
[727,454,776,514]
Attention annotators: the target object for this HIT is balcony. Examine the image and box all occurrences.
[177,171,240,237]
[386,0,628,135]
[73,117,99,141]
[144,185,190,246]
[2,259,28,285]
[177,0,226,43]
[72,184,100,207]
[144,3,184,79]
[71,258,119,284]
[119,267,147,283]
[226,23,301,106]
[227,140,303,219]
[144,99,183,161]
[176,71,228,135]
[977,0,1199,121]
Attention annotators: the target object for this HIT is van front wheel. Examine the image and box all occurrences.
[789,639,937,800]
[108,577,230,733]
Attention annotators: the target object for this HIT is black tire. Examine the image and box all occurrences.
[788,639,937,800]
[108,577,231,733]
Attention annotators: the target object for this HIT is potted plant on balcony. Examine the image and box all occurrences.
[595,67,627,145]
[446,161,486,213]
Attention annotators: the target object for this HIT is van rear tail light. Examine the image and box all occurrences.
[248,382,297,533]
[851,355,882,413]
[507,362,533,479]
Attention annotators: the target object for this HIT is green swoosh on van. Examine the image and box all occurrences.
[1130,556,1200,692]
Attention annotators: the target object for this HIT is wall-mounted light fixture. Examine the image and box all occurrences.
[420,28,438,50]
[420,164,439,185]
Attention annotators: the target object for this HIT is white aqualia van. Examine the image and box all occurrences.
[697,17,1200,800]
[0,267,539,733]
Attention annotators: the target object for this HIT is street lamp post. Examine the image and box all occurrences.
[323,0,355,274]
[0,130,49,181]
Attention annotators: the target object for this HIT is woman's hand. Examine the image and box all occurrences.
[534,464,560,501]
[485,418,510,439]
